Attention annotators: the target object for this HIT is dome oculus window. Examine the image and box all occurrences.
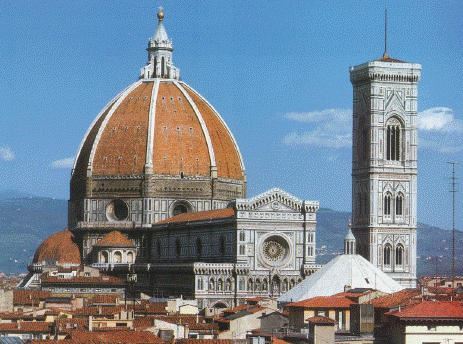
[106,199,129,221]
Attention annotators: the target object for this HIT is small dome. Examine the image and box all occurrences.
[94,231,135,248]
[33,230,81,265]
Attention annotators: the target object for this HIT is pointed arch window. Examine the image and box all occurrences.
[384,193,392,216]
[396,244,404,266]
[396,193,404,216]
[386,118,402,161]
[384,244,392,266]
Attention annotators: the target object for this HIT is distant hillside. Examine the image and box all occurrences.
[0,194,460,276]
[0,196,67,273]
[316,208,463,276]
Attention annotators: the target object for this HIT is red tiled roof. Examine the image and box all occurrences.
[41,274,124,286]
[306,316,336,325]
[33,229,81,265]
[70,306,126,317]
[0,321,52,333]
[156,208,235,225]
[176,340,234,344]
[13,289,51,306]
[132,302,168,315]
[67,329,164,343]
[386,301,463,320]
[94,231,135,248]
[371,289,420,309]
[88,294,120,305]
[287,295,355,309]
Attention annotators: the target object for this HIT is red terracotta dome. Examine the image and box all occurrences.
[94,231,135,248]
[72,80,245,181]
[33,230,81,265]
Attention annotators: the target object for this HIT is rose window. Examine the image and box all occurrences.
[261,235,290,265]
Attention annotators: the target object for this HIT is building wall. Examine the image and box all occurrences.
[350,61,421,287]
[390,323,463,344]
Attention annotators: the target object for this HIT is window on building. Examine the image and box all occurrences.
[239,245,246,255]
[384,244,392,266]
[384,193,392,216]
[217,278,224,291]
[396,193,403,216]
[248,279,253,291]
[175,238,181,257]
[196,238,202,258]
[239,231,245,242]
[220,236,226,255]
[239,278,245,291]
[113,251,122,263]
[396,244,404,266]
[386,120,402,161]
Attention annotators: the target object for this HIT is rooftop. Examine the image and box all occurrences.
[387,301,463,320]
[156,207,235,225]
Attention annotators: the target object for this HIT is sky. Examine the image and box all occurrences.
[0,1,462,230]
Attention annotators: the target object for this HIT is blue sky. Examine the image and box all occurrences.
[0,1,461,230]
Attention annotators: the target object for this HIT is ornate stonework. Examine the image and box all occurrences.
[350,59,421,287]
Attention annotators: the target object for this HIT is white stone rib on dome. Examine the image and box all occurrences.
[180,81,246,173]
[174,80,216,170]
[87,80,143,173]
[278,254,404,303]
[71,81,138,174]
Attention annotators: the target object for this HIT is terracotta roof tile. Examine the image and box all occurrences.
[41,274,124,286]
[13,289,51,306]
[183,84,244,180]
[387,301,463,320]
[0,321,52,333]
[156,207,235,225]
[93,82,152,175]
[88,294,120,305]
[371,289,420,309]
[74,80,245,181]
[94,231,134,248]
[33,229,81,265]
[176,340,234,344]
[306,316,336,325]
[287,295,355,309]
[67,329,164,343]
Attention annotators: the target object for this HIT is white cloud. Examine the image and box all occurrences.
[0,147,15,161]
[418,107,463,154]
[51,157,74,169]
[417,107,462,132]
[283,108,352,148]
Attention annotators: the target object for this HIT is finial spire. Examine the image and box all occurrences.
[383,7,388,59]
[157,7,165,22]
[344,221,356,255]
[139,7,180,80]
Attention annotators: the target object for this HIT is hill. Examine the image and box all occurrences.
[0,195,460,276]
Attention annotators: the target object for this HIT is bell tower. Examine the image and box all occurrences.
[349,54,421,287]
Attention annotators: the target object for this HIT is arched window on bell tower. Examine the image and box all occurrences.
[386,117,402,161]
[384,193,392,216]
[396,244,404,267]
[384,244,392,266]
[396,193,404,216]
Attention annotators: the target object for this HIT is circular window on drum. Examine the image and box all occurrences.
[106,199,129,222]
[261,235,290,265]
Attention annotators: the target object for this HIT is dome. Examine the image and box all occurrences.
[94,231,135,248]
[33,230,81,266]
[71,80,245,180]
[278,254,403,303]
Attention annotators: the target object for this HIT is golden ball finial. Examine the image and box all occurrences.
[157,7,165,22]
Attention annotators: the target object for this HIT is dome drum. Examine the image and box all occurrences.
[70,79,246,229]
